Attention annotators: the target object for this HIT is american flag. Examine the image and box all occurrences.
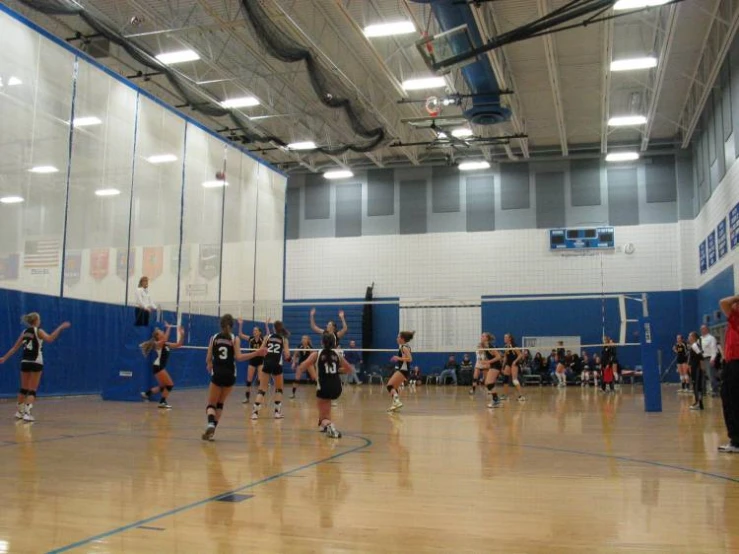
[24,239,60,268]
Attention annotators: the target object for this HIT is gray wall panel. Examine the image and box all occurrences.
[367,169,395,216]
[466,175,495,231]
[535,172,565,228]
[607,167,639,226]
[645,155,677,203]
[431,166,460,213]
[304,174,330,220]
[500,163,530,210]
[722,64,733,140]
[570,159,601,206]
[286,186,300,239]
[335,183,362,237]
[714,90,727,181]
[676,152,696,220]
[399,180,427,234]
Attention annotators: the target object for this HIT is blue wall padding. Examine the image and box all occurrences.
[697,266,734,327]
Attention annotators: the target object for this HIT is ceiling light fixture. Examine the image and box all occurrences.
[401,77,447,91]
[363,21,416,38]
[610,56,658,71]
[72,116,102,127]
[28,166,59,174]
[95,188,121,197]
[613,0,670,10]
[605,152,640,162]
[608,115,647,126]
[451,128,474,138]
[286,141,317,151]
[324,170,354,180]
[202,180,229,188]
[155,49,200,65]
[459,161,491,171]
[146,154,178,164]
[0,196,24,204]
[220,96,260,109]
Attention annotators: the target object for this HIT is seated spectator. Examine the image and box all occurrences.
[343,340,362,385]
[520,349,532,375]
[546,349,558,385]
[409,365,422,387]
[460,353,473,370]
[439,355,459,385]
[532,352,546,376]
[580,351,593,386]
[569,352,583,383]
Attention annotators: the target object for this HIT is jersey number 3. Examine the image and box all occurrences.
[218,346,229,360]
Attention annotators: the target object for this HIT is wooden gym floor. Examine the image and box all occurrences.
[0,384,737,554]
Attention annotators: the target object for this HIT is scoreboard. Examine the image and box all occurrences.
[550,227,615,250]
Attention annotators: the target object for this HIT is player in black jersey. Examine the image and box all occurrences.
[501,333,526,402]
[554,341,567,388]
[290,335,315,399]
[600,337,617,393]
[386,331,415,412]
[481,333,504,408]
[673,334,690,394]
[298,332,352,438]
[251,320,291,421]
[0,312,70,422]
[237,319,269,404]
[687,331,705,410]
[139,323,185,409]
[309,307,348,348]
[202,314,266,441]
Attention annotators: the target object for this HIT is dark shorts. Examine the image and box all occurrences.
[316,379,342,400]
[490,362,502,371]
[396,368,409,379]
[152,365,166,375]
[249,357,264,368]
[262,363,283,376]
[21,362,43,373]
[211,370,236,388]
[677,356,687,364]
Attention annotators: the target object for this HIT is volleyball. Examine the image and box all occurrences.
[215,171,226,181]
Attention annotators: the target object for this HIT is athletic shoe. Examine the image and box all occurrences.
[331,400,338,407]
[487,399,502,409]
[23,412,35,422]
[499,395,509,401]
[325,423,342,439]
[250,412,259,420]
[718,443,739,453]
[274,410,284,419]
[469,388,475,395]
[689,404,703,411]
[289,393,296,400]
[242,397,249,404]
[14,408,23,419]
[517,395,527,402]
[140,391,150,401]
[158,402,172,409]
[387,397,403,412]
[201,423,216,441]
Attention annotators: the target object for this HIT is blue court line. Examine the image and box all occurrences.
[46,434,372,554]
[137,526,165,531]
[0,431,109,448]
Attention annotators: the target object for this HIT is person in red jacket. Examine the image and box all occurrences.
[718,294,739,453]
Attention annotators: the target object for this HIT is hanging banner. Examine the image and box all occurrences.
[730,202,739,250]
[171,245,191,276]
[23,238,60,268]
[198,244,220,280]
[116,248,135,281]
[717,218,728,259]
[143,246,164,282]
[64,250,82,286]
[90,248,110,280]
[707,231,717,268]
[699,240,707,274]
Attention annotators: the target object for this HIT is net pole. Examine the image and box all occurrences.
[640,292,662,412]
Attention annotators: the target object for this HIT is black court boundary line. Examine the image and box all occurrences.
[46,434,372,553]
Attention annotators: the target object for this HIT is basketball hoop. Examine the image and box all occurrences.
[425,96,441,118]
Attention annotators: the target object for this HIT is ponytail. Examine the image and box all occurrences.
[21,312,39,327]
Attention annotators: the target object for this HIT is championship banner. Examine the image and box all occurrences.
[0,253,19,281]
[143,246,163,282]
[90,248,110,280]
[198,244,220,280]
[171,245,191,276]
[116,248,135,281]
[64,250,82,286]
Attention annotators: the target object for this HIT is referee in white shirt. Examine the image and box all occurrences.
[135,276,157,327]
[700,325,719,395]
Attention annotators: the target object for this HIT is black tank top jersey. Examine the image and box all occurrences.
[21,327,43,364]
[602,346,615,365]
[317,348,342,386]
[297,347,312,364]
[674,342,687,361]
[557,348,566,363]
[328,332,340,349]
[153,345,170,368]
[505,347,518,366]
[211,332,236,372]
[264,333,285,366]
[395,345,411,371]
[249,336,264,363]
[484,346,495,361]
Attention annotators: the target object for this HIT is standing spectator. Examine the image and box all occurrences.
[439,355,459,385]
[687,331,705,411]
[718,294,739,453]
[343,340,362,385]
[135,276,157,327]
[700,325,719,395]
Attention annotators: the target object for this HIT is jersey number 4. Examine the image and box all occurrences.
[24,341,33,351]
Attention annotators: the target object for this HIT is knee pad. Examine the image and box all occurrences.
[503,375,511,385]
[486,383,495,391]
[276,388,283,395]
[165,385,174,392]
[513,379,520,387]
[386,384,394,393]
[206,404,216,413]
[27,390,36,397]
[19,388,28,396]
[216,402,224,410]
